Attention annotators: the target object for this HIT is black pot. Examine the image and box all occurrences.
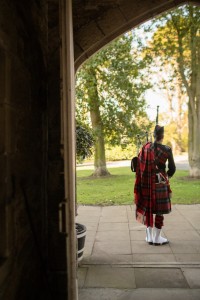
[76,223,87,262]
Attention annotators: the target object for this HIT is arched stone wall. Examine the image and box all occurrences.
[73,0,200,69]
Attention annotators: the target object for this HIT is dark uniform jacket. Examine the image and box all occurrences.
[154,142,176,178]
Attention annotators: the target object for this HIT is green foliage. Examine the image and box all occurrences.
[76,122,94,163]
[144,5,200,66]
[83,144,137,162]
[159,113,188,153]
[76,4,200,173]
[75,33,152,146]
[141,4,200,157]
[76,168,200,205]
[105,144,136,161]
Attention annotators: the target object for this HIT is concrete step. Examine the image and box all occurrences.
[78,264,200,291]
[80,261,200,268]
[79,288,200,300]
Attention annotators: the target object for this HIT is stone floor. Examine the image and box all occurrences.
[76,204,200,300]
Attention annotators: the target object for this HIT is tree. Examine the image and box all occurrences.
[76,33,152,176]
[144,4,200,177]
[152,64,188,153]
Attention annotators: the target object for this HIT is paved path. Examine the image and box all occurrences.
[77,154,189,171]
[77,204,200,300]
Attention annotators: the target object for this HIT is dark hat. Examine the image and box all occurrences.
[153,125,164,139]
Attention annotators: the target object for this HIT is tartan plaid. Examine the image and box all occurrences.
[134,142,172,227]
[155,215,164,229]
[154,183,171,214]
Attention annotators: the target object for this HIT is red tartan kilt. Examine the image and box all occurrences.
[153,183,171,214]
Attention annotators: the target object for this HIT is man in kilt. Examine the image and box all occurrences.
[134,125,176,245]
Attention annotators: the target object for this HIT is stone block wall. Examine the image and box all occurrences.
[0,1,50,299]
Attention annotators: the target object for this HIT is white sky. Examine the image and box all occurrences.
[145,89,168,123]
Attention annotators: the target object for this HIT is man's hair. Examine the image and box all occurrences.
[153,125,164,141]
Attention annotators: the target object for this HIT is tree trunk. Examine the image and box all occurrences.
[88,68,110,177]
[187,11,200,177]
[177,83,185,153]
[174,9,200,177]
[188,99,200,177]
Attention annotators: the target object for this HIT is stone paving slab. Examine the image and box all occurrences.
[164,229,200,240]
[78,265,200,289]
[76,204,200,261]
[76,215,100,224]
[87,253,133,264]
[175,204,200,211]
[85,230,96,241]
[162,222,196,230]
[78,267,87,288]
[93,240,132,255]
[79,288,200,300]
[96,230,130,241]
[182,268,200,288]
[132,253,177,263]
[77,205,200,296]
[80,222,98,231]
[79,265,192,288]
[175,253,200,262]
[100,216,128,223]
[101,209,127,217]
[130,230,147,240]
[131,241,172,254]
[128,223,145,230]
[77,205,102,212]
[134,267,189,288]
[84,266,136,288]
[169,240,200,254]
[98,222,129,231]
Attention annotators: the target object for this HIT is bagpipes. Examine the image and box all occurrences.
[131,106,159,172]
[130,132,150,172]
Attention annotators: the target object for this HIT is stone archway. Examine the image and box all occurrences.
[67,0,200,299]
[73,0,199,69]
[0,1,199,300]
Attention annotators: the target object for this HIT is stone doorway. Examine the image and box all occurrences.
[71,1,200,299]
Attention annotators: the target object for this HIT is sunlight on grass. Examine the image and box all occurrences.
[76,167,200,206]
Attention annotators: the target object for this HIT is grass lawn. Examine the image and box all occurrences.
[76,167,200,205]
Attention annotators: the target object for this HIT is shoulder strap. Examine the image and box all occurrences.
[150,142,160,171]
